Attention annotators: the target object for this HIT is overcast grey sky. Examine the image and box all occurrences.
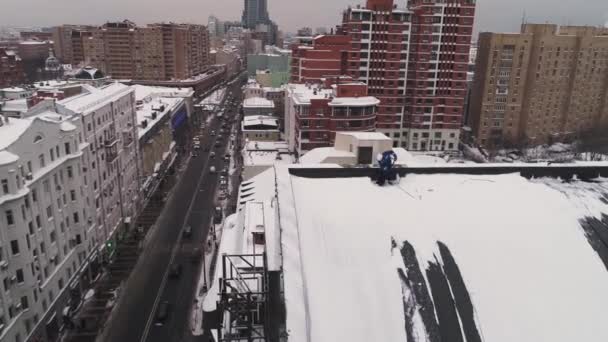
[1,0,607,35]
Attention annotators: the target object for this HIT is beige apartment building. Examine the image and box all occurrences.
[469,24,608,148]
[80,21,210,81]
[51,25,95,65]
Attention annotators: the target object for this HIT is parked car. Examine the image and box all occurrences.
[210,131,216,136]
[210,152,216,158]
[210,166,216,173]
[155,301,170,325]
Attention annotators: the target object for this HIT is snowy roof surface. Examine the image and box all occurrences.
[59,82,132,114]
[0,117,32,150]
[243,97,275,108]
[1,87,26,92]
[328,96,379,107]
[288,83,334,105]
[242,140,294,166]
[299,147,354,164]
[59,121,76,132]
[242,115,279,129]
[137,96,182,139]
[275,169,608,342]
[0,150,19,165]
[340,131,391,140]
[237,168,279,208]
[132,84,193,101]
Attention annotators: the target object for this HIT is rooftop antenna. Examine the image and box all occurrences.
[521,9,526,26]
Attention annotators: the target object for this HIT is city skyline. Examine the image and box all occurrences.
[0,0,607,35]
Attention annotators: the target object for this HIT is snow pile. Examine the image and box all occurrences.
[277,170,608,342]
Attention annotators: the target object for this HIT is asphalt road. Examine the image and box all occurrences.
[100,79,244,342]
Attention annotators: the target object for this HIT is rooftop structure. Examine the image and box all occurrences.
[205,162,608,342]
[299,132,448,165]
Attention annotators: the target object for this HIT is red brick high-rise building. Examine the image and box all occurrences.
[290,0,476,151]
[405,0,476,151]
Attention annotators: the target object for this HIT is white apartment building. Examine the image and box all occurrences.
[57,83,142,252]
[0,113,94,342]
[0,82,143,342]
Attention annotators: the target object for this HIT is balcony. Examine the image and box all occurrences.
[105,144,119,163]
[105,136,118,147]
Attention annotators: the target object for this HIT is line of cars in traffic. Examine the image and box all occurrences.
[155,89,242,326]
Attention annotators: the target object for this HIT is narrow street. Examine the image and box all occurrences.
[96,78,245,342]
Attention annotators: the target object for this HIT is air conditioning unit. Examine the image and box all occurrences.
[0,260,8,269]
[15,303,21,309]
[10,275,17,282]
[26,173,33,181]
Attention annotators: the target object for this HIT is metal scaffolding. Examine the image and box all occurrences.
[218,253,268,342]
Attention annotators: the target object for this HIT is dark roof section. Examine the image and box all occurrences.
[289,165,608,181]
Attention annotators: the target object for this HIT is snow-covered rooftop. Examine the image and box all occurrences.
[328,96,380,107]
[1,87,26,92]
[242,140,293,167]
[132,84,193,101]
[237,168,279,208]
[287,83,334,105]
[136,96,182,139]
[242,115,279,129]
[0,150,19,166]
[340,131,390,141]
[59,121,76,132]
[299,147,355,164]
[0,117,32,150]
[243,97,275,109]
[275,168,608,342]
[59,82,132,114]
